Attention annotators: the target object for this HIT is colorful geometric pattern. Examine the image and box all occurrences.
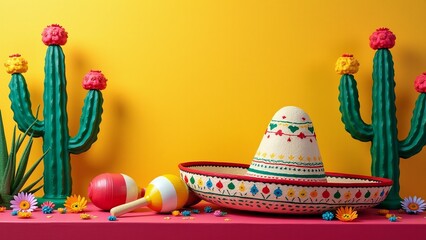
[246,106,326,182]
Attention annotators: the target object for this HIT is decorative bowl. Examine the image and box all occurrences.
[178,161,393,214]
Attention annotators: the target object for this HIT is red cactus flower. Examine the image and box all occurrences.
[83,70,107,90]
[414,72,426,93]
[369,27,396,50]
[42,24,68,46]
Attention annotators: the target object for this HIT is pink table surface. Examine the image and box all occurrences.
[1,201,425,240]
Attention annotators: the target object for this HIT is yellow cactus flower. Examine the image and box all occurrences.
[335,54,359,75]
[4,54,28,74]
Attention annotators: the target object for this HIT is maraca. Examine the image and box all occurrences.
[110,174,188,216]
[88,173,140,211]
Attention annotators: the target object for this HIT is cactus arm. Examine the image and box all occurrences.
[399,94,426,158]
[8,73,44,137]
[69,90,103,154]
[338,74,373,141]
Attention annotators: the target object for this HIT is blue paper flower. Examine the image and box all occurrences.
[181,210,191,216]
[108,215,117,221]
[322,211,334,221]
[204,206,213,213]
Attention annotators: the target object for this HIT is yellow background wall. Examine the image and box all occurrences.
[0,0,426,200]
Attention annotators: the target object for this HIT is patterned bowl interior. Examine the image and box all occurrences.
[179,161,393,214]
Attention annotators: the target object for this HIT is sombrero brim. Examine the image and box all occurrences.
[178,161,393,214]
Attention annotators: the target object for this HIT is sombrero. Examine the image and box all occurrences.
[178,106,392,214]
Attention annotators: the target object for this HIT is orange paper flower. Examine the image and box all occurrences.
[64,194,87,213]
[336,206,358,222]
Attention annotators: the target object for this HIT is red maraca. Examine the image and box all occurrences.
[88,173,139,211]
[110,174,189,216]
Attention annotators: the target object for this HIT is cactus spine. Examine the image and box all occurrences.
[336,28,426,209]
[6,24,107,206]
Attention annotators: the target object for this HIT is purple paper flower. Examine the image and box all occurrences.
[401,196,426,214]
[10,192,38,212]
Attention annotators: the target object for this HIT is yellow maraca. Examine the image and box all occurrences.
[110,174,188,216]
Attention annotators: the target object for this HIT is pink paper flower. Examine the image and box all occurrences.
[414,73,426,93]
[42,24,68,46]
[10,192,38,212]
[82,70,107,90]
[369,28,396,50]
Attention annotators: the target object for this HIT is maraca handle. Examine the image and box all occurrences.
[110,197,149,217]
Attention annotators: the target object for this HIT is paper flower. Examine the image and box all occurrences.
[108,215,117,221]
[41,24,68,46]
[369,27,396,50]
[336,206,358,222]
[17,211,32,218]
[10,192,38,212]
[181,210,191,216]
[64,194,87,213]
[171,210,180,216]
[388,215,398,222]
[204,206,213,213]
[214,210,227,217]
[80,213,91,220]
[322,211,334,221]
[4,54,28,74]
[0,206,6,212]
[57,208,67,214]
[41,201,55,214]
[401,196,426,214]
[82,70,107,90]
[335,54,359,75]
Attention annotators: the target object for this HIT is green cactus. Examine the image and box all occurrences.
[336,28,426,209]
[5,24,107,207]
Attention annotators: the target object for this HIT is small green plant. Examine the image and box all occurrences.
[0,111,47,206]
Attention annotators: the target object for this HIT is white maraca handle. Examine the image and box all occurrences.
[110,197,149,217]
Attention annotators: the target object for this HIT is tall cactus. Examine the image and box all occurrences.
[336,28,426,209]
[5,24,107,206]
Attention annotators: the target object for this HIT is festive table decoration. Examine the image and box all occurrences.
[88,173,139,211]
[110,174,188,217]
[400,196,426,214]
[0,109,45,207]
[179,106,392,214]
[41,201,55,214]
[6,24,107,207]
[64,194,87,213]
[180,161,392,214]
[336,27,426,209]
[335,206,358,222]
[9,192,38,212]
[322,211,334,221]
[17,211,32,218]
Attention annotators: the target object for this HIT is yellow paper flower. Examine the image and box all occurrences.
[64,194,87,213]
[17,211,32,218]
[80,213,91,220]
[336,206,358,222]
[4,54,28,74]
[335,54,359,75]
[0,206,6,212]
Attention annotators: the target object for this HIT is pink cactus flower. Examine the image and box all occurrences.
[42,24,68,46]
[414,72,426,93]
[369,28,396,50]
[83,70,107,90]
